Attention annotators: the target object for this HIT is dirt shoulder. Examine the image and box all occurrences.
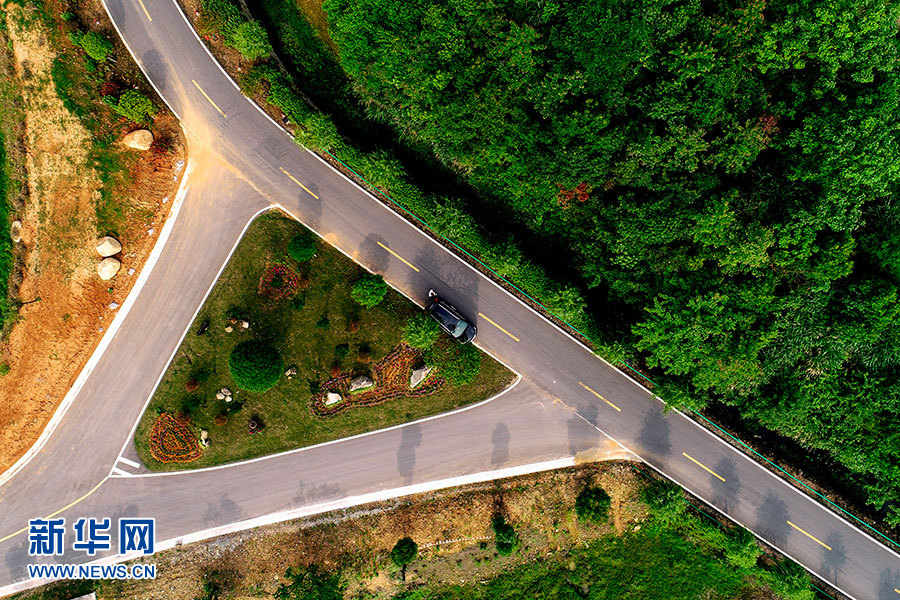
[0,1,185,474]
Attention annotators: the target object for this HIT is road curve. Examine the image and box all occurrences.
[1,0,899,598]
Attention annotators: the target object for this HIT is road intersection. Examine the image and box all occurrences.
[1,0,899,598]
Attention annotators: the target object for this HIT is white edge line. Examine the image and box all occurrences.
[84,0,900,568]
[0,457,574,599]
[298,142,900,562]
[0,158,193,489]
[109,467,133,478]
[114,201,522,479]
[570,413,861,600]
[116,456,140,469]
[100,0,182,122]
[109,203,274,466]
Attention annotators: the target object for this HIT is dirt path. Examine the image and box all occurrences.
[0,4,184,475]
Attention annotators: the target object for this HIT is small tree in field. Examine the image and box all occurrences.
[288,232,317,262]
[575,486,612,524]
[350,273,387,308]
[390,537,417,581]
[492,515,517,556]
[403,313,440,349]
[229,340,283,393]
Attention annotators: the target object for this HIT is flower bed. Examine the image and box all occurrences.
[148,412,202,463]
[310,344,443,417]
[258,262,304,301]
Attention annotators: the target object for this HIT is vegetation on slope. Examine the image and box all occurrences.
[236,0,900,527]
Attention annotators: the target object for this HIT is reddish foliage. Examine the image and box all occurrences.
[149,413,201,463]
[258,263,302,301]
[556,182,593,209]
[310,344,444,417]
[184,379,199,392]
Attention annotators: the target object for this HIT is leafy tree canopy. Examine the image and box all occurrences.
[350,273,387,308]
[229,340,283,393]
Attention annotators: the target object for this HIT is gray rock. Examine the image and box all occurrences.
[215,392,225,400]
[325,392,342,405]
[224,325,233,333]
[10,220,22,243]
[240,320,250,330]
[127,268,136,275]
[220,387,231,396]
[349,375,374,392]
[109,302,119,310]
[284,366,297,377]
[410,365,433,388]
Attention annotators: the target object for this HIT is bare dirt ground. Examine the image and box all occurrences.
[75,463,647,600]
[0,4,184,474]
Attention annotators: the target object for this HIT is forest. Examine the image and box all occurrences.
[241,0,900,525]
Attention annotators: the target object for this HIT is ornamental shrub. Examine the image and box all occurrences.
[350,273,387,308]
[425,341,481,386]
[403,313,440,349]
[229,340,283,393]
[105,90,156,123]
[288,232,316,262]
[390,537,418,567]
[79,31,113,62]
[0,362,9,376]
[575,486,612,524]
[491,515,517,556]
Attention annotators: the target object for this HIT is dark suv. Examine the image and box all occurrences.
[426,296,477,344]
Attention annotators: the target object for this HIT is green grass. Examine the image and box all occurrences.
[419,527,748,600]
[49,56,133,236]
[0,130,12,329]
[135,213,514,470]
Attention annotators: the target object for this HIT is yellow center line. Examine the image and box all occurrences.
[279,167,319,200]
[682,452,726,482]
[895,589,900,595]
[376,241,419,272]
[137,0,152,21]
[191,79,226,118]
[578,381,621,412]
[787,520,832,551]
[0,477,109,544]
[478,312,520,343]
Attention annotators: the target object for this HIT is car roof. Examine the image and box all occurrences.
[432,302,463,331]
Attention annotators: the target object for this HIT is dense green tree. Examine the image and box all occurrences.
[229,20,272,61]
[288,232,316,262]
[274,565,343,600]
[491,515,517,556]
[321,0,900,523]
[229,340,283,393]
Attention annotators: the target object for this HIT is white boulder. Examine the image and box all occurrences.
[95,236,122,257]
[122,129,153,151]
[97,257,121,280]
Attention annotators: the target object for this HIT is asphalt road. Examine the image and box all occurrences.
[1,0,899,598]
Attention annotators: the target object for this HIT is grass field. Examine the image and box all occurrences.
[134,212,515,470]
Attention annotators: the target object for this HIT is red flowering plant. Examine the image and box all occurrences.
[148,412,201,463]
[258,262,304,301]
[310,344,444,417]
